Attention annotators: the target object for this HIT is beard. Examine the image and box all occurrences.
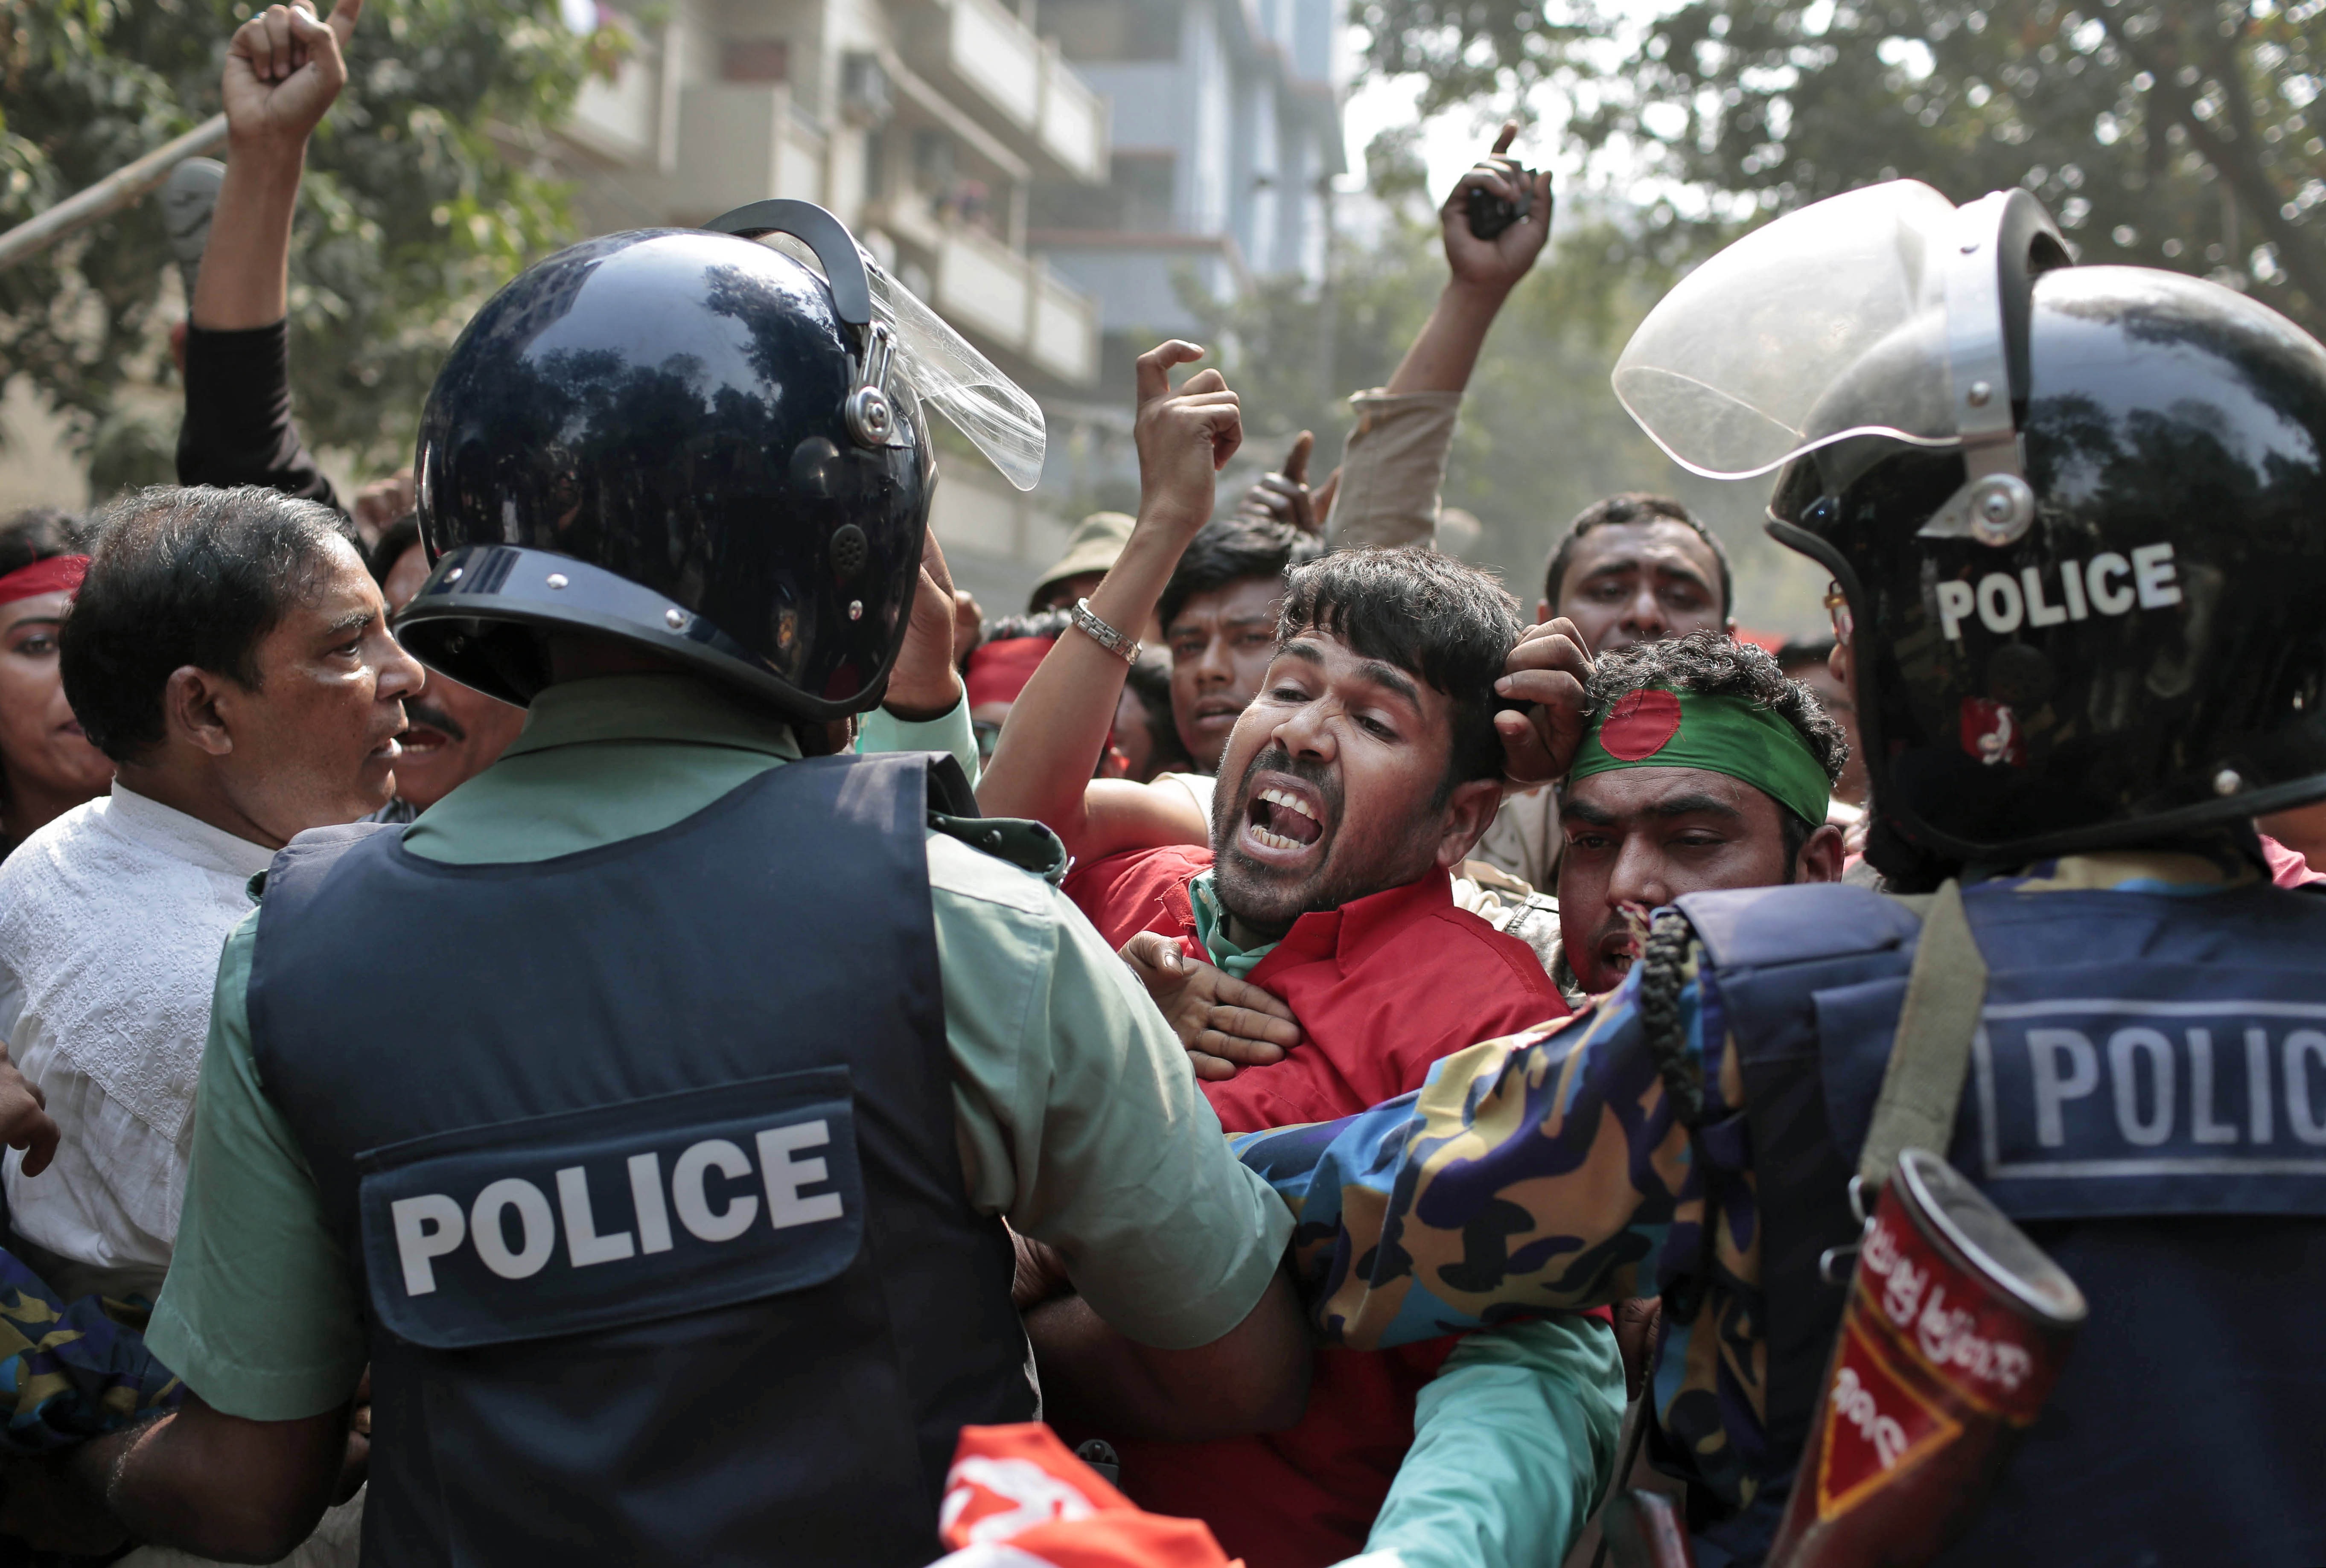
[1209,743,1445,941]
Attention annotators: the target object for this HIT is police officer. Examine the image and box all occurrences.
[1232,179,2326,1567]
[76,214,1308,1565]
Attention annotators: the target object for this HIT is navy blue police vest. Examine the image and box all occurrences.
[1674,873,2326,1568]
[245,753,1037,1568]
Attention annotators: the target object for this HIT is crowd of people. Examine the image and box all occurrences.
[0,2,2321,1567]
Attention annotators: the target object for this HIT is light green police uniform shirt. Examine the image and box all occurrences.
[1184,874,1626,1568]
[144,674,1292,1421]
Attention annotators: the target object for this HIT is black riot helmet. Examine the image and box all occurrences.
[1614,180,2326,873]
[400,201,1044,718]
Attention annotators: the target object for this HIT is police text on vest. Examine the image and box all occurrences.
[389,1122,846,1296]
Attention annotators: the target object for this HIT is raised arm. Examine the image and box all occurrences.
[177,0,360,505]
[976,341,1237,861]
[1324,123,1553,551]
[1386,122,1553,397]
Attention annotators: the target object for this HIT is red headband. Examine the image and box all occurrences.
[965,636,1054,709]
[0,556,88,608]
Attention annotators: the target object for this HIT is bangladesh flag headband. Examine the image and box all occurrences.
[1568,686,1833,827]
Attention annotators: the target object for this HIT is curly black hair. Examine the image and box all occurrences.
[1586,630,1850,868]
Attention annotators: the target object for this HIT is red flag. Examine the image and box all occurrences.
[930,1424,1242,1568]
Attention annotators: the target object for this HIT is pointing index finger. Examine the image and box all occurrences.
[1282,430,1313,485]
[1491,119,1519,157]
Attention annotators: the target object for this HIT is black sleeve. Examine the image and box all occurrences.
[177,320,343,515]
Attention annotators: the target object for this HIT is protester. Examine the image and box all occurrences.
[1158,519,1321,783]
[1028,511,1137,614]
[1233,178,2326,1568]
[0,483,416,1300]
[0,509,113,857]
[1240,124,1551,552]
[1775,635,1868,809]
[1455,494,1736,890]
[367,513,525,816]
[979,407,1320,861]
[965,611,1070,766]
[72,206,1308,1567]
[1556,632,1846,997]
[999,447,1617,1566]
[1112,647,1192,784]
[170,0,349,512]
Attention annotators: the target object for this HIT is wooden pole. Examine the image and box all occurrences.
[0,114,229,271]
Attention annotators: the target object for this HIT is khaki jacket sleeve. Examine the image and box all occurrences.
[1323,388,1463,550]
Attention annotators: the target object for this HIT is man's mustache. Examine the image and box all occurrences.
[1228,745,1344,824]
[402,701,466,742]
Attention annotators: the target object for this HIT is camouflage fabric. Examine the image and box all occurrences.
[1232,846,2267,1515]
[0,1248,183,1454]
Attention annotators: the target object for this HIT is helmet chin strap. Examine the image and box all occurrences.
[1918,189,2068,547]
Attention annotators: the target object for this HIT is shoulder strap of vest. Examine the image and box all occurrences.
[929,813,1068,883]
[248,820,402,903]
[876,749,1069,882]
[1857,878,1990,1191]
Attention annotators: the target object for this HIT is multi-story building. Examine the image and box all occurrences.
[559,0,1117,607]
[1029,0,1345,387]
[556,0,1344,611]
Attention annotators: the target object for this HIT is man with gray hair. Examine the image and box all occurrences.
[0,483,411,1557]
[0,484,417,1303]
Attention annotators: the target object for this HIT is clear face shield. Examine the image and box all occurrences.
[1612,180,2067,545]
[705,199,1048,493]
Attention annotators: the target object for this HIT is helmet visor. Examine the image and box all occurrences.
[864,256,1048,492]
[1612,180,1968,480]
[758,232,1047,492]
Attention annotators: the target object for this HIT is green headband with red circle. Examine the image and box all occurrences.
[1568,686,1833,826]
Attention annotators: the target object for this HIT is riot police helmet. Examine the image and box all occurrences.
[1613,180,2326,871]
[399,201,1044,720]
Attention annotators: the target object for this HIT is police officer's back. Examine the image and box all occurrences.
[91,218,1303,1566]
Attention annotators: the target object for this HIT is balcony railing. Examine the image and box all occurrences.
[935,225,1099,386]
[667,83,829,218]
[908,0,1108,183]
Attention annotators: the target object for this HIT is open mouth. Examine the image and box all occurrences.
[398,721,451,757]
[1242,782,1326,855]
[1597,903,1655,982]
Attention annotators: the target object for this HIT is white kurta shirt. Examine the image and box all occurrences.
[0,785,275,1274]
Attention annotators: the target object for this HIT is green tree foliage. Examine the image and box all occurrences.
[1354,0,2326,335]
[0,0,596,493]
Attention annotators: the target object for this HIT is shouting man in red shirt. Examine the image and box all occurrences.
[983,341,1621,1568]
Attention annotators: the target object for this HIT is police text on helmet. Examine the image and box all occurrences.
[1935,544,2182,643]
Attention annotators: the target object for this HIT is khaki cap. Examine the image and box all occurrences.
[1029,511,1135,610]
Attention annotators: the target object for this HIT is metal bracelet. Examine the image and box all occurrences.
[1070,597,1139,663]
